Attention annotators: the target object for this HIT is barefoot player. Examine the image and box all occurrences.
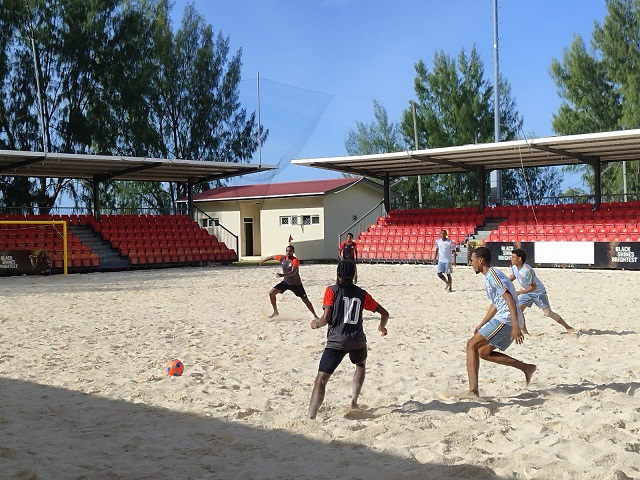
[466,247,536,397]
[308,260,389,419]
[259,245,318,319]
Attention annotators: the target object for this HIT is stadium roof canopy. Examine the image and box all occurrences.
[0,149,276,184]
[292,129,640,210]
[0,149,277,217]
[292,129,640,177]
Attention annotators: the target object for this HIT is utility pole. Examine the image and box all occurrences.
[490,0,502,205]
[257,72,262,167]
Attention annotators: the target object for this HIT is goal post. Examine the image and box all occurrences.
[0,220,68,275]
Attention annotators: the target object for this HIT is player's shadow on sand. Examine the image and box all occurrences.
[0,377,508,480]
[390,395,546,416]
[540,381,639,396]
[577,328,636,336]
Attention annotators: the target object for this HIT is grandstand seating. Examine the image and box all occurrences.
[0,214,98,269]
[4,202,640,271]
[0,213,236,273]
[357,202,640,264]
[358,207,482,263]
[484,202,640,243]
[91,214,235,265]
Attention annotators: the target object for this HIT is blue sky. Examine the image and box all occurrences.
[171,0,609,190]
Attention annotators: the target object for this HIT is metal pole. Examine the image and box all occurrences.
[493,0,500,143]
[623,160,627,202]
[30,38,47,155]
[257,72,262,167]
[411,101,422,208]
[490,0,502,205]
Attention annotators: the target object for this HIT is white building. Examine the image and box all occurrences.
[189,177,390,260]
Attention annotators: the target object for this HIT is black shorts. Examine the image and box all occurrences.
[318,347,367,374]
[273,281,307,298]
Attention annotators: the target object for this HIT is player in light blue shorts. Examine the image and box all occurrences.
[509,248,574,334]
[517,291,550,309]
[466,247,537,397]
[434,229,456,291]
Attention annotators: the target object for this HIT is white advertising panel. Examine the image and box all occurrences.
[534,241,594,264]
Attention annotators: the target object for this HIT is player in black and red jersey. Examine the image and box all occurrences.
[307,260,389,419]
[260,245,318,319]
[338,232,359,283]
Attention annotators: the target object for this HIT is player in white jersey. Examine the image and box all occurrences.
[434,229,456,292]
[509,248,573,334]
[466,247,536,397]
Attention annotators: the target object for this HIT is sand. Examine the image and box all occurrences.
[0,263,638,480]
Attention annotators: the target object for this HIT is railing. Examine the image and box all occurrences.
[0,206,181,216]
[390,192,640,210]
[338,200,386,250]
[390,198,480,210]
[192,206,239,260]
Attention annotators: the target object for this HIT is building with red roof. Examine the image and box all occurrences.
[186,176,393,260]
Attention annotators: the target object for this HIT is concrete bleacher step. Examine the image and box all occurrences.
[69,225,130,269]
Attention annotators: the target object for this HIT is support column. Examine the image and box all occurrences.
[383,175,390,213]
[187,180,194,220]
[92,176,101,221]
[478,167,486,213]
[593,161,601,210]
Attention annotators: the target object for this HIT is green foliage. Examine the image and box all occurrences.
[0,0,263,213]
[550,35,621,134]
[550,0,640,197]
[399,46,559,206]
[345,99,407,156]
[342,46,562,208]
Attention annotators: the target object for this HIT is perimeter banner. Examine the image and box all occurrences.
[482,242,535,267]
[0,250,52,276]
[484,242,640,270]
[594,242,640,269]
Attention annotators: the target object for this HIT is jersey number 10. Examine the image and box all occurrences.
[342,297,362,325]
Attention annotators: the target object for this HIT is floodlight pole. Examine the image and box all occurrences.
[257,72,262,167]
[490,0,502,206]
[31,37,47,156]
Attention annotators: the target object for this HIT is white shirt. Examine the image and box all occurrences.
[435,238,454,263]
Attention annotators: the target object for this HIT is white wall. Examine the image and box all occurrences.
[193,201,241,253]
[323,181,384,259]
[260,196,325,260]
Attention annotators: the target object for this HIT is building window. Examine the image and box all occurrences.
[281,215,319,226]
[202,218,219,227]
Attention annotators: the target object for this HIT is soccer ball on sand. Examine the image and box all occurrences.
[165,359,184,376]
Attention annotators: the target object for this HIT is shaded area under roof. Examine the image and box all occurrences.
[0,150,276,184]
[292,129,640,178]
